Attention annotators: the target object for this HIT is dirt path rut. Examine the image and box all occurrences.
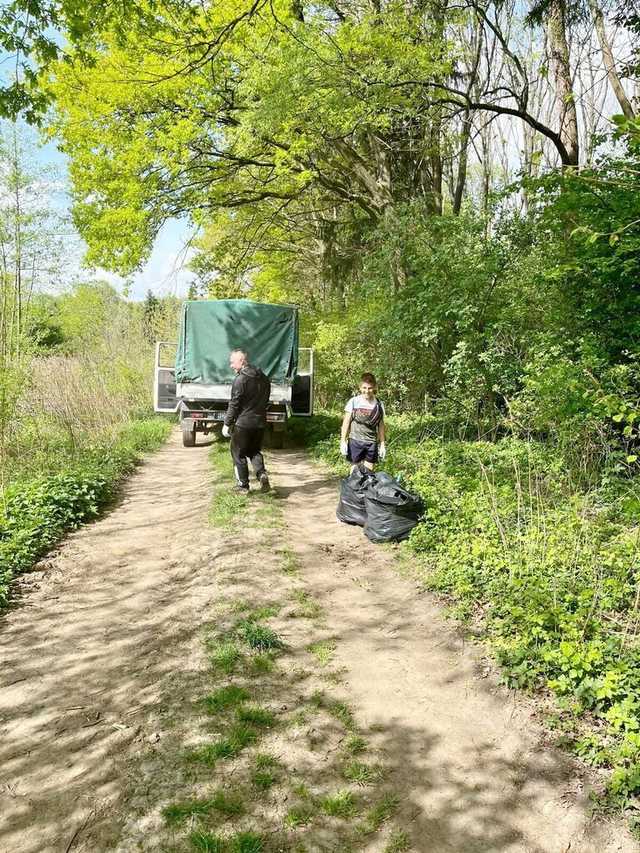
[0,434,636,852]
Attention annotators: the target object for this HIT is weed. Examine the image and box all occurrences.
[255,752,279,769]
[230,832,264,853]
[186,725,258,764]
[190,831,225,852]
[291,781,312,799]
[308,640,336,666]
[237,619,283,651]
[344,735,367,755]
[384,829,411,852]
[236,705,276,728]
[290,589,323,619]
[201,685,250,713]
[208,641,242,674]
[209,491,249,529]
[163,790,244,825]
[280,548,301,575]
[320,790,358,819]
[190,832,264,853]
[342,761,384,785]
[251,768,277,790]
[328,700,357,731]
[284,803,316,828]
[162,798,215,826]
[358,794,399,834]
[248,652,275,674]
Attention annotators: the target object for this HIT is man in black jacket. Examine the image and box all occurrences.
[222,349,271,492]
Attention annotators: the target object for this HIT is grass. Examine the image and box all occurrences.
[237,619,284,651]
[209,490,249,529]
[358,793,400,834]
[290,589,323,620]
[236,705,276,728]
[208,640,243,674]
[344,735,367,755]
[190,832,264,853]
[248,652,275,674]
[308,640,336,667]
[284,803,316,828]
[186,725,258,765]
[163,790,245,825]
[384,829,412,852]
[252,753,281,788]
[201,685,250,714]
[320,790,359,819]
[342,760,384,785]
[280,548,301,575]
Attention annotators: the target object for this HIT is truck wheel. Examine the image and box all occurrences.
[182,421,196,447]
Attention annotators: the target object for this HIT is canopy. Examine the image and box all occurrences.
[175,299,299,384]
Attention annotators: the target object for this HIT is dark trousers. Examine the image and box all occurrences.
[230,427,266,487]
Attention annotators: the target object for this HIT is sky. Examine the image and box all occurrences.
[36,133,198,302]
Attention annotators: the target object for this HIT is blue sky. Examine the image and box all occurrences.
[37,133,197,302]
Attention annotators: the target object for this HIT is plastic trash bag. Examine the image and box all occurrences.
[363,473,424,543]
[336,466,375,527]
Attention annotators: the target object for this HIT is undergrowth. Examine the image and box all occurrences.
[291,411,640,819]
[0,416,171,606]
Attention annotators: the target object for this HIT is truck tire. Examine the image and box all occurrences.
[182,420,196,447]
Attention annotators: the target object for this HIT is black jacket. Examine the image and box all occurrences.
[224,365,271,429]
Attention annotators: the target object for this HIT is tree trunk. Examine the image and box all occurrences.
[588,0,635,120]
[546,0,579,167]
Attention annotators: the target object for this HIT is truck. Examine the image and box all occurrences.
[154,299,314,447]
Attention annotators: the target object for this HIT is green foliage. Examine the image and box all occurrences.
[0,417,170,606]
[298,414,640,813]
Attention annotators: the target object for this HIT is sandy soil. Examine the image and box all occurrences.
[0,432,637,852]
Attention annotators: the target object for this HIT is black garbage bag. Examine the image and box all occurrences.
[363,473,424,543]
[336,467,375,527]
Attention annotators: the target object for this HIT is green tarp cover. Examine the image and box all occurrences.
[175,299,299,384]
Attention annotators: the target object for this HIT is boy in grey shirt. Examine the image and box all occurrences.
[340,372,386,471]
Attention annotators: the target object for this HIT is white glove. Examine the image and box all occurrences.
[378,443,386,461]
[222,424,231,438]
[340,440,348,457]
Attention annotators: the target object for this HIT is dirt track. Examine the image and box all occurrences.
[0,431,637,852]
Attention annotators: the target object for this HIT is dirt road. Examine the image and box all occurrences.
[0,432,636,852]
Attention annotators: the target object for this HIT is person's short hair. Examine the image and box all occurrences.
[360,372,377,387]
[231,348,248,361]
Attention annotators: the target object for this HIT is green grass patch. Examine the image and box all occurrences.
[209,491,249,529]
[342,761,384,785]
[201,685,250,714]
[190,832,264,853]
[384,829,411,852]
[320,790,358,819]
[208,641,243,674]
[163,790,244,825]
[236,705,275,728]
[186,725,258,765]
[344,735,367,755]
[236,619,284,651]
[280,548,301,575]
[308,640,336,667]
[358,794,399,834]
[290,589,323,619]
[284,803,316,828]
[248,652,275,674]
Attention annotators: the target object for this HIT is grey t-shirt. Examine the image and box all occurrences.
[345,395,385,443]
